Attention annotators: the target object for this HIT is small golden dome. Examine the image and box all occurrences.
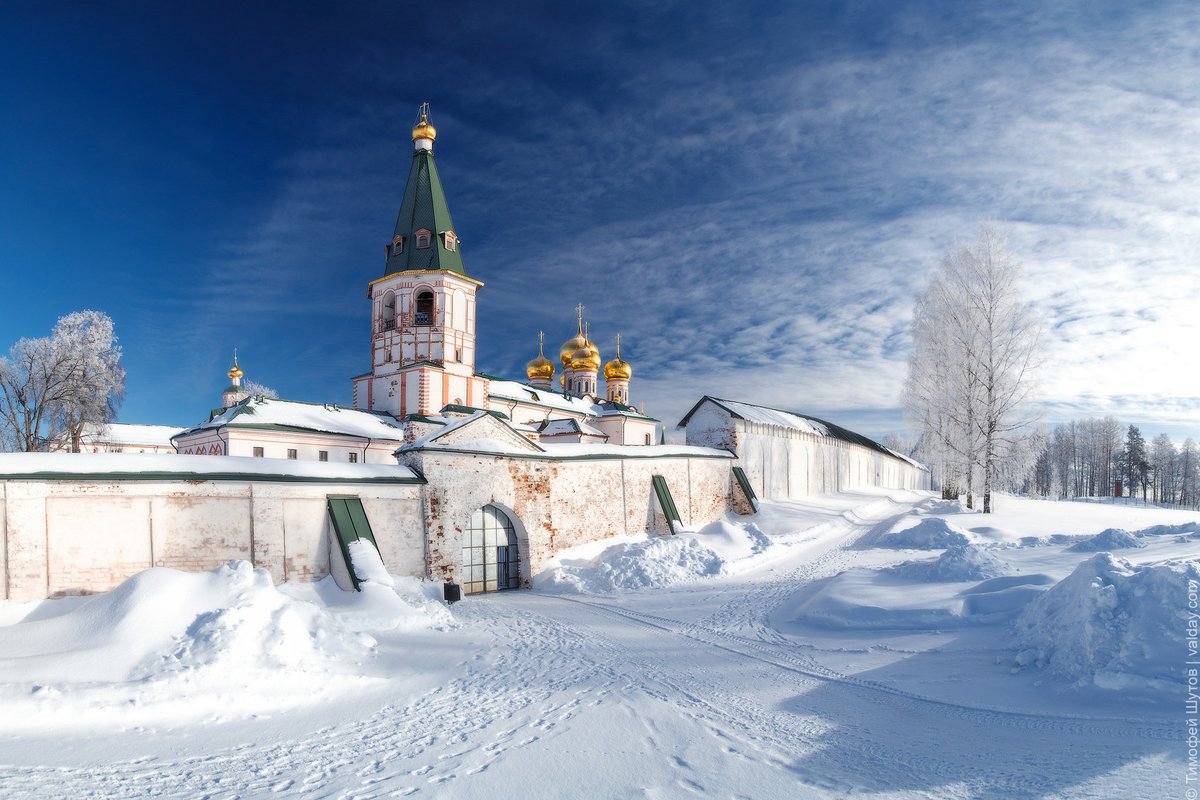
[227,354,244,381]
[526,332,555,381]
[412,110,437,143]
[604,334,631,381]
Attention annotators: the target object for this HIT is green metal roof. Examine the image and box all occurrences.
[384,148,466,276]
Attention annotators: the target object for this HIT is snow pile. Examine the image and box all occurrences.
[1066,528,1146,552]
[1135,521,1200,538]
[537,535,724,594]
[887,543,1011,582]
[536,516,772,594]
[1013,553,1199,690]
[879,518,971,549]
[0,562,373,686]
[348,538,395,588]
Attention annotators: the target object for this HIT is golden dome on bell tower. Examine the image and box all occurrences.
[412,102,437,144]
[526,332,555,382]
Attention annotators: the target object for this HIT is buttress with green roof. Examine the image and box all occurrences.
[385,139,466,276]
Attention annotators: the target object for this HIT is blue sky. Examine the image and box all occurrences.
[2,1,1198,442]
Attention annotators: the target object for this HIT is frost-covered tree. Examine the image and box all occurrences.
[905,227,1042,512]
[0,310,125,452]
[241,379,278,399]
[48,311,125,452]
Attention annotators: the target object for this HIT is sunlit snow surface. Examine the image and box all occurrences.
[0,491,1195,798]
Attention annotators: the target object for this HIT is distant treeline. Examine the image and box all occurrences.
[1029,417,1198,509]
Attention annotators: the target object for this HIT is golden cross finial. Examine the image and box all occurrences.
[615,333,622,358]
[575,302,585,334]
[537,330,545,356]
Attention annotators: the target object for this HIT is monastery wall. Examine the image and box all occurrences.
[683,402,931,500]
[0,479,424,602]
[402,450,738,586]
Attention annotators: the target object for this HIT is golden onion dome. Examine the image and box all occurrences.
[412,111,437,143]
[604,334,631,381]
[227,354,244,381]
[570,342,601,372]
[526,333,555,381]
[560,332,588,367]
[604,355,631,382]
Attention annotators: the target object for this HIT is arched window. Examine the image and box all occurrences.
[382,292,396,331]
[462,505,520,593]
[443,231,457,252]
[390,235,404,256]
[415,291,434,326]
[645,433,652,445]
[415,228,432,249]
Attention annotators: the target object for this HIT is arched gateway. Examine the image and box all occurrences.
[461,505,521,594]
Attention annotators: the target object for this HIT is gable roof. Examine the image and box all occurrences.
[176,397,406,442]
[539,418,609,438]
[400,411,545,455]
[677,396,898,459]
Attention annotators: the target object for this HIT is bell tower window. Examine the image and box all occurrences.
[415,291,434,326]
[390,235,405,256]
[382,292,396,331]
[443,231,457,252]
[415,229,432,249]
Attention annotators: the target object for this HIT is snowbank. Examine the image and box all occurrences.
[537,535,724,593]
[535,518,770,594]
[878,518,971,549]
[1066,528,1146,552]
[0,562,372,685]
[1013,554,1199,691]
[887,543,1011,582]
[0,561,455,729]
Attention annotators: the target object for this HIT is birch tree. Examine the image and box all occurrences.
[905,226,1042,512]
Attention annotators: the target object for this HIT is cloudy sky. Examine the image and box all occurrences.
[2,1,1198,442]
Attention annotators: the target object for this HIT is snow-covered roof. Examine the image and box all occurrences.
[178,397,406,442]
[81,423,185,446]
[679,396,915,464]
[0,452,423,484]
[540,419,608,438]
[486,378,598,415]
[402,412,545,455]
[484,377,659,422]
[401,412,731,460]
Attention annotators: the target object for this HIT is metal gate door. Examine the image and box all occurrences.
[462,505,520,594]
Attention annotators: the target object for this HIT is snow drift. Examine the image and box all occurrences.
[1013,553,1199,690]
[536,518,770,594]
[878,518,971,550]
[1066,528,1146,552]
[0,561,374,685]
[887,543,1011,582]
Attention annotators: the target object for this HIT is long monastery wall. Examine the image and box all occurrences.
[0,479,424,602]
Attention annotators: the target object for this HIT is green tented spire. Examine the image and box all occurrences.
[383,104,467,277]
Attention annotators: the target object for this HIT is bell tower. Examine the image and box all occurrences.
[353,105,488,418]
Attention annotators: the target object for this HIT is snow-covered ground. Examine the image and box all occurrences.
[0,490,1195,798]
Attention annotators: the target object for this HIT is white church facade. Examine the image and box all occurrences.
[0,106,928,602]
